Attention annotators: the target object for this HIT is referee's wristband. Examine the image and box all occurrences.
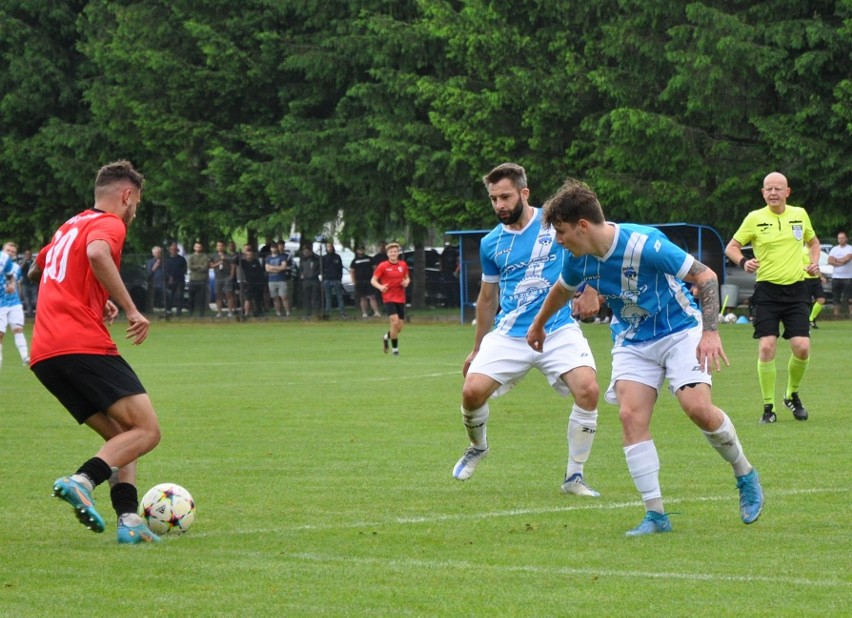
[739,256,748,268]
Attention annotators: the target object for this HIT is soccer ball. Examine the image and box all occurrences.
[139,483,196,535]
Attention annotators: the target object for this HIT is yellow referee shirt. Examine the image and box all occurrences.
[732,205,815,285]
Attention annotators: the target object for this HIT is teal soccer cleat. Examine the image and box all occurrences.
[625,511,672,537]
[736,468,764,524]
[52,476,106,533]
[117,514,162,544]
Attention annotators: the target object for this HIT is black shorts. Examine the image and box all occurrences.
[803,278,824,301]
[355,282,376,298]
[31,354,147,424]
[751,281,810,340]
[384,302,405,319]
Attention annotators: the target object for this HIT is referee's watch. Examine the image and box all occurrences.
[739,256,748,268]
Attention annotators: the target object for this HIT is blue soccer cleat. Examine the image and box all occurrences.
[736,468,764,524]
[117,514,162,544]
[52,476,106,533]
[626,511,672,537]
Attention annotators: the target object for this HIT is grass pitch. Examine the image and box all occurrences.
[0,315,849,616]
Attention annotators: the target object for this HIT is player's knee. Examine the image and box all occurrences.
[618,406,642,430]
[461,385,487,411]
[142,422,162,451]
[572,380,600,409]
[790,340,810,359]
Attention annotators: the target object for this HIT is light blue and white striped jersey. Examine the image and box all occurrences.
[481,209,577,337]
[1,262,22,308]
[0,251,12,276]
[559,223,700,347]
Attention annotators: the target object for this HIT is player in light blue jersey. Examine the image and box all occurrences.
[453,163,602,497]
[1,242,30,368]
[528,179,764,536]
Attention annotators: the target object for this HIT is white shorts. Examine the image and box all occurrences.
[468,325,596,398]
[0,304,24,333]
[605,324,711,405]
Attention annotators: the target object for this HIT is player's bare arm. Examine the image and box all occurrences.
[463,281,498,376]
[526,281,574,352]
[683,260,729,372]
[87,239,150,345]
[28,261,42,283]
[683,261,720,331]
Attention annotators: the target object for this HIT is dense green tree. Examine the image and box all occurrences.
[1,0,848,263]
[0,0,92,249]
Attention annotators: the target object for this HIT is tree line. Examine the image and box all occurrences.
[2,0,849,258]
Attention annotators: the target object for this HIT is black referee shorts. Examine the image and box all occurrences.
[751,281,810,340]
[31,354,147,424]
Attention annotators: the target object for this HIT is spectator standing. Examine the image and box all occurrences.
[211,241,235,318]
[187,241,211,317]
[239,245,266,318]
[265,244,291,317]
[725,172,821,424]
[350,245,381,318]
[828,231,852,318]
[371,241,388,269]
[163,242,187,317]
[225,241,240,317]
[19,248,38,317]
[145,246,164,311]
[321,243,346,319]
[298,245,321,319]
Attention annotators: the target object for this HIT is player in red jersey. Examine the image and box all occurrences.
[29,160,162,544]
[371,242,410,355]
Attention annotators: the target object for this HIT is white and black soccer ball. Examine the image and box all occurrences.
[139,483,196,535]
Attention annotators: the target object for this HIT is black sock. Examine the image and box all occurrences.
[111,482,139,518]
[76,457,112,487]
[392,338,398,349]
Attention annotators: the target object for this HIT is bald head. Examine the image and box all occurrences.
[761,171,790,211]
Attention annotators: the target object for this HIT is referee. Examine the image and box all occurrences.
[725,171,822,424]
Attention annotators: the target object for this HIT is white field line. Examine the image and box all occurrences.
[188,487,850,588]
[281,553,850,588]
[195,487,846,534]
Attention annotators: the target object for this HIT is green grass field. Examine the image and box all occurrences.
[1,316,849,617]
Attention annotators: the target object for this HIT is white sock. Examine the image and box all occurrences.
[70,473,94,492]
[119,512,144,526]
[461,403,489,449]
[624,440,663,511]
[703,412,751,477]
[14,332,28,360]
[566,404,598,477]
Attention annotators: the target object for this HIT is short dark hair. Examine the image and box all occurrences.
[482,162,527,191]
[95,160,144,191]
[542,178,605,228]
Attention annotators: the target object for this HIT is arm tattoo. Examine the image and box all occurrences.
[687,262,720,331]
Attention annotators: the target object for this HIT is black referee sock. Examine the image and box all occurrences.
[75,457,112,488]
[391,338,398,349]
[111,482,139,518]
